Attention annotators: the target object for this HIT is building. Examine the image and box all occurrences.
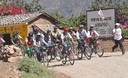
[0,12,59,45]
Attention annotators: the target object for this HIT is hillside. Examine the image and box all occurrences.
[27,0,93,17]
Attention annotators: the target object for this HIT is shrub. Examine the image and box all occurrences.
[123,29,128,37]
[19,57,55,78]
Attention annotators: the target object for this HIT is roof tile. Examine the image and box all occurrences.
[0,12,42,26]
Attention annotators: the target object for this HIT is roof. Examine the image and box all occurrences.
[0,12,59,26]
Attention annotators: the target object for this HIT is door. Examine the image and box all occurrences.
[3,34,12,45]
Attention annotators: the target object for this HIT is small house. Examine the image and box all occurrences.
[0,12,59,45]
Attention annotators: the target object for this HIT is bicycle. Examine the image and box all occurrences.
[36,46,49,66]
[26,46,34,58]
[61,40,75,65]
[52,41,62,61]
[16,42,26,56]
[76,39,92,60]
[91,38,104,57]
[72,39,78,55]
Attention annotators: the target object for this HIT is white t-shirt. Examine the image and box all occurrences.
[113,28,122,40]
[61,33,72,40]
[76,29,89,39]
[87,30,99,38]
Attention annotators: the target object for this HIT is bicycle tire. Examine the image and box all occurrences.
[26,48,33,58]
[28,51,32,58]
[55,47,62,61]
[96,43,104,57]
[20,45,26,56]
[62,54,67,65]
[84,45,92,60]
[73,41,78,55]
[76,48,83,59]
[68,50,75,65]
[40,52,49,66]
[49,48,55,62]
[32,50,37,60]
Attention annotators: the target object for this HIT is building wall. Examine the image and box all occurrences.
[0,24,28,44]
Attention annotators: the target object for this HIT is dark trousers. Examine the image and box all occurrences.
[90,37,95,45]
[112,39,125,54]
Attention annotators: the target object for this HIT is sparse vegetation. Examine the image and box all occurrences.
[123,29,128,37]
[51,12,87,29]
[19,57,55,78]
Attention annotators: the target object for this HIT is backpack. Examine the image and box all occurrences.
[27,37,33,45]
[78,30,86,39]
[63,33,71,41]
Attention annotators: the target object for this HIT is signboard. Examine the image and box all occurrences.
[6,27,12,33]
[87,9,115,38]
[0,28,5,33]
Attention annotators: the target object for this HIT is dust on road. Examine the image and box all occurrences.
[49,52,128,78]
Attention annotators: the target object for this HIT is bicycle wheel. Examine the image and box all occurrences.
[40,52,49,66]
[76,47,83,59]
[62,53,67,65]
[20,45,26,56]
[55,47,62,61]
[68,49,75,65]
[49,47,55,61]
[32,50,37,60]
[96,43,104,57]
[26,46,33,58]
[73,41,78,55]
[84,45,92,60]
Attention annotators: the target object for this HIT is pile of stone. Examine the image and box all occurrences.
[2,45,22,57]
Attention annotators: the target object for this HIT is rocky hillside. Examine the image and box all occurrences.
[27,0,128,17]
[27,0,93,17]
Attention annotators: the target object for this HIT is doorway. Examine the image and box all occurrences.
[3,34,12,45]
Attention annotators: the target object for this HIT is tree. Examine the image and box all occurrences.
[50,12,64,22]
[89,0,128,25]
[25,0,42,12]
[0,0,42,15]
[51,12,86,29]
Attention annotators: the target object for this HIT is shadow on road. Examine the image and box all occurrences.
[102,53,122,58]
[49,63,71,68]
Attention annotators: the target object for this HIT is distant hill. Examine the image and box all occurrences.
[40,0,94,17]
[25,0,93,17]
[27,0,128,17]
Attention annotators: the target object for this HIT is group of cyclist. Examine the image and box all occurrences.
[0,22,126,64]
[0,24,99,62]
[24,24,99,62]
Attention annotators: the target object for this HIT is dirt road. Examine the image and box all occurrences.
[49,52,128,78]
[0,57,21,78]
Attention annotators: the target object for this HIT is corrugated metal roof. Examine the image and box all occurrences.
[0,12,42,26]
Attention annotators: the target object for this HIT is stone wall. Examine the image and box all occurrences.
[100,39,128,52]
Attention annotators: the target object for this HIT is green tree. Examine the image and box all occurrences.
[24,0,42,12]
[50,12,64,22]
[51,12,87,29]
[89,0,128,23]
